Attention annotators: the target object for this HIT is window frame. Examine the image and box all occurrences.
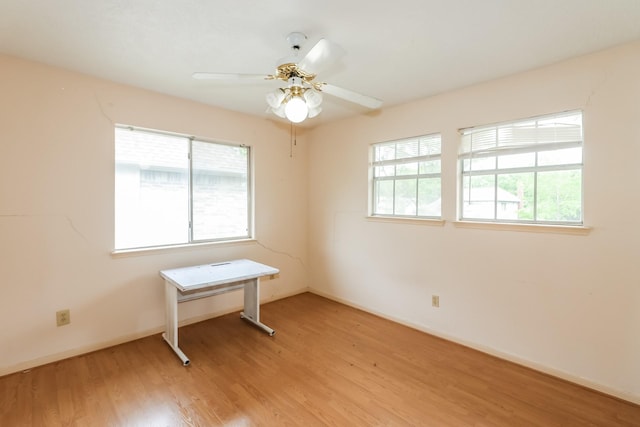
[114,125,253,251]
[458,110,584,226]
[370,133,442,219]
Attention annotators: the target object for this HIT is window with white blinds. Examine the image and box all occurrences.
[459,111,583,224]
[371,134,442,218]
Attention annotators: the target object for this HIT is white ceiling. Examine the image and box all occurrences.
[2,1,640,127]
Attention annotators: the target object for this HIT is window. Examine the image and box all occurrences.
[115,126,251,250]
[371,134,442,218]
[459,111,583,225]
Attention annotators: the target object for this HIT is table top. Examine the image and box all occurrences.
[160,259,279,292]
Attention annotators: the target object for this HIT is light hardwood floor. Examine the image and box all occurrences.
[1,292,638,426]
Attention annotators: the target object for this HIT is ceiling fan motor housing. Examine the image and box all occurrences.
[286,32,307,51]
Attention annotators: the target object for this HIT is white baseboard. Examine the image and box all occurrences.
[0,287,308,378]
[309,289,640,406]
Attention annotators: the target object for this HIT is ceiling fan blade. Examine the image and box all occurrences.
[297,39,345,75]
[192,72,270,81]
[320,83,383,110]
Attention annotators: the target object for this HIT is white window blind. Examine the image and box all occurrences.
[459,111,583,224]
[460,110,583,156]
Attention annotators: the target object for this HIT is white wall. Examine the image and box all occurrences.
[308,41,640,403]
[0,55,309,375]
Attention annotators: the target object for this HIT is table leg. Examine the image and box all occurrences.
[240,278,275,336]
[162,280,190,366]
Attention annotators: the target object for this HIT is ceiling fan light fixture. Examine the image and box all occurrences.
[308,106,322,119]
[272,104,286,118]
[194,32,383,123]
[265,90,285,108]
[284,95,308,123]
[304,90,322,108]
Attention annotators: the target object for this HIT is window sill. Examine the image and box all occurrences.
[452,221,591,236]
[111,238,257,258]
[366,216,445,227]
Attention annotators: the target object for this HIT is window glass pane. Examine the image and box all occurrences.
[496,173,534,220]
[396,162,418,176]
[417,178,441,217]
[192,141,249,241]
[462,175,496,219]
[419,159,441,174]
[463,158,497,172]
[497,152,535,169]
[374,165,395,178]
[374,180,394,215]
[115,129,189,249]
[394,179,417,215]
[536,169,582,222]
[538,147,582,166]
[469,156,496,171]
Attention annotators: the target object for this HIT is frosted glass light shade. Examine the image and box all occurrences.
[272,104,286,118]
[285,96,308,123]
[308,106,322,118]
[304,90,322,108]
[265,90,285,108]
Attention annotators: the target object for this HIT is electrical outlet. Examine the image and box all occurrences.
[432,295,440,308]
[56,309,70,326]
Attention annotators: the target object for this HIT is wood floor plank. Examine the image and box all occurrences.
[0,292,638,426]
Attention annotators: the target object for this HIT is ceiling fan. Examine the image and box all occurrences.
[192,32,383,123]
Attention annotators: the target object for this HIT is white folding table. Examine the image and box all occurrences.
[160,259,279,366]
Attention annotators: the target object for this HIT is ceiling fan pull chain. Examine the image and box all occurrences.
[290,122,294,158]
